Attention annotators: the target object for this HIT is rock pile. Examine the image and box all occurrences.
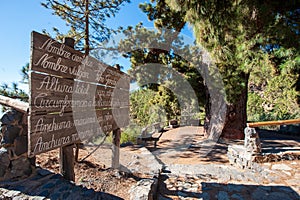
[130,178,158,200]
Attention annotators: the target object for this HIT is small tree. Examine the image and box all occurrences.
[118,0,206,123]
[42,0,130,55]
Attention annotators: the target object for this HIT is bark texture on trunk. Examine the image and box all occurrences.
[204,86,211,138]
[205,73,249,140]
[221,97,247,139]
[221,73,249,139]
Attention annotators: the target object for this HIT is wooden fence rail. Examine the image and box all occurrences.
[0,95,29,113]
[247,118,300,128]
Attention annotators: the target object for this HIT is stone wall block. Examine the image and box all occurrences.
[0,149,10,178]
[0,109,35,182]
[14,135,28,156]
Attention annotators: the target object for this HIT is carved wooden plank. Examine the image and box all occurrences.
[28,112,78,157]
[31,31,85,63]
[29,109,124,134]
[29,91,129,115]
[28,108,129,156]
[30,72,129,115]
[31,50,129,89]
[31,49,125,87]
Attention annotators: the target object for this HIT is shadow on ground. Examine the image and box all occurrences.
[258,129,300,154]
[0,168,122,200]
[146,127,300,165]
[149,126,231,164]
[158,174,300,199]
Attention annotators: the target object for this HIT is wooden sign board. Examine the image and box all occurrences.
[30,72,129,115]
[29,31,130,157]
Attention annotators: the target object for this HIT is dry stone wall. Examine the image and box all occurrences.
[227,127,262,169]
[0,109,35,181]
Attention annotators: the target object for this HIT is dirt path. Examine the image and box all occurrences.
[151,126,230,165]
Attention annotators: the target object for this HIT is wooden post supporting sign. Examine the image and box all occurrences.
[60,144,75,181]
[111,128,121,169]
[59,37,75,181]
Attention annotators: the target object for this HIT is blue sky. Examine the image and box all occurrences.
[0,0,194,92]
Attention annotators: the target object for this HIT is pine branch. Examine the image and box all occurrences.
[52,0,83,15]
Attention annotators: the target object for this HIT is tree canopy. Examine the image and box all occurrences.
[165,0,300,138]
[116,0,209,125]
[42,0,130,54]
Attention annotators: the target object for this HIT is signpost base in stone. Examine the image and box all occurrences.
[227,127,262,169]
[227,119,300,169]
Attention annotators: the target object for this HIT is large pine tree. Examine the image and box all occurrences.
[167,0,300,138]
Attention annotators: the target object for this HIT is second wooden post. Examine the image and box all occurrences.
[111,128,121,169]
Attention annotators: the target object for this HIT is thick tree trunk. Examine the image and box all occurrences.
[204,73,249,140]
[204,86,211,138]
[221,94,247,139]
[222,73,249,139]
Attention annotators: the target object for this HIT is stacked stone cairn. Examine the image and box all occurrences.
[227,127,262,169]
[0,109,35,181]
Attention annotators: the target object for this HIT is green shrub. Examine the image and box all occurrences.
[120,125,141,144]
[104,125,142,145]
